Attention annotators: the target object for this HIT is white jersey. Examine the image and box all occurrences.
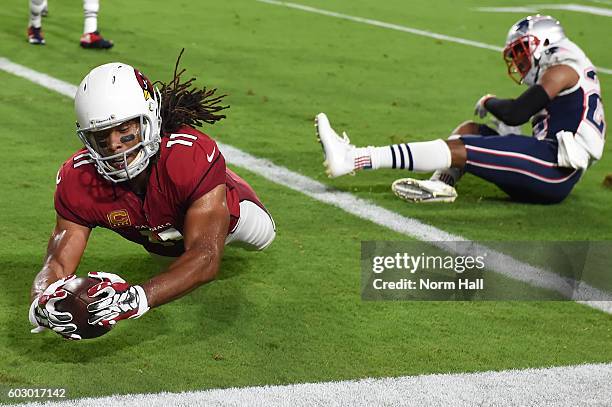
[532,39,606,170]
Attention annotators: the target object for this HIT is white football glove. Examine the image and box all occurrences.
[474,94,496,119]
[86,271,149,327]
[491,118,523,136]
[29,274,81,340]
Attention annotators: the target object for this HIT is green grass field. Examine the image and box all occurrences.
[1,0,611,403]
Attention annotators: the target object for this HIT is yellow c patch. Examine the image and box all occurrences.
[107,209,131,228]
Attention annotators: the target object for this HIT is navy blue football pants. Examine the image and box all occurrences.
[460,129,582,204]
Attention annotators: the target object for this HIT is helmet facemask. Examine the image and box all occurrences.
[503,34,540,84]
[77,111,160,183]
[503,15,566,86]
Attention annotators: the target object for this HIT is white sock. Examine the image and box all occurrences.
[430,134,463,186]
[83,0,99,33]
[431,168,464,186]
[355,139,451,172]
[29,0,45,28]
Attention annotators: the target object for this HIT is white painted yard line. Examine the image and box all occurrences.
[0,58,77,98]
[256,0,501,51]
[477,3,612,17]
[9,362,612,407]
[256,0,612,75]
[1,57,611,314]
[539,3,612,16]
[476,7,540,13]
[220,142,612,310]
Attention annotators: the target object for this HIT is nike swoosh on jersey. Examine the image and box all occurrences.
[207,147,216,162]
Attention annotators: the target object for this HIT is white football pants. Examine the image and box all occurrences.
[30,0,99,33]
[225,200,276,251]
[82,0,99,33]
[29,0,46,28]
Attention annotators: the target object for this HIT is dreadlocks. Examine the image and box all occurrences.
[154,49,229,135]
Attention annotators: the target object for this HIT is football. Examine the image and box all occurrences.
[54,277,112,339]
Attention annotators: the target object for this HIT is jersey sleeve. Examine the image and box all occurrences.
[165,135,227,207]
[539,44,581,79]
[54,162,95,228]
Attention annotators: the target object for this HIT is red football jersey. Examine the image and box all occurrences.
[54,126,243,257]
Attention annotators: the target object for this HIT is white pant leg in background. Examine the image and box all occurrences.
[83,0,99,33]
[29,0,46,28]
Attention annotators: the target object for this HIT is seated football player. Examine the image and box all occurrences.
[316,15,605,204]
[29,57,276,339]
[27,0,113,48]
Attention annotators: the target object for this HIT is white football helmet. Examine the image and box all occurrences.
[75,62,162,183]
[503,15,566,85]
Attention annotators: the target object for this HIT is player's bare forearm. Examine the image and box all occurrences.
[31,216,91,301]
[141,243,224,307]
[141,185,230,308]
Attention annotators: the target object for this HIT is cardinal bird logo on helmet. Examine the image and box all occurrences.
[134,69,153,101]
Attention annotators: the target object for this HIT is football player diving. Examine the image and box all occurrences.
[29,56,276,340]
[316,15,605,204]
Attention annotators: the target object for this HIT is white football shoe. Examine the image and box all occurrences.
[315,113,357,178]
[391,178,457,203]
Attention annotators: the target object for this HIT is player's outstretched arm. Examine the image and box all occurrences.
[29,215,91,338]
[83,185,230,328]
[31,216,91,302]
[142,184,230,307]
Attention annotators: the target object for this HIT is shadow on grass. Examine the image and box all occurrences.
[2,250,253,365]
